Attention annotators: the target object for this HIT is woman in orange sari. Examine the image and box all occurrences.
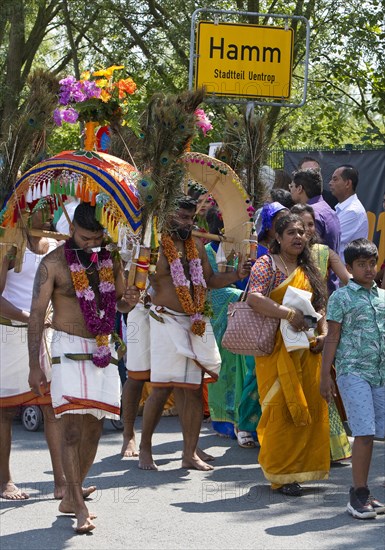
[247,214,330,496]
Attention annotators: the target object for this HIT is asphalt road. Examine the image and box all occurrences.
[1,417,384,550]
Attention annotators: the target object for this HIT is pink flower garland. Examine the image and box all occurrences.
[65,242,117,368]
[161,234,207,335]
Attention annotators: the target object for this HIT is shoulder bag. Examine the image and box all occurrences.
[222,256,280,356]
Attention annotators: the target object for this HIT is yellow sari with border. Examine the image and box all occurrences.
[256,266,330,488]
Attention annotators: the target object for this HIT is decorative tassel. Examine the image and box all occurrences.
[90,251,99,263]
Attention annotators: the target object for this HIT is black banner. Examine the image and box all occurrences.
[284,149,385,267]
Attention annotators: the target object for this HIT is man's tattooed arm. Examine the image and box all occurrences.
[28,258,55,370]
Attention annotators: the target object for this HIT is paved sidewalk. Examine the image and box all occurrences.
[1,418,384,549]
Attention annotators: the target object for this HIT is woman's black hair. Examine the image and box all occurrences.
[270,188,294,208]
[206,207,224,235]
[270,213,327,311]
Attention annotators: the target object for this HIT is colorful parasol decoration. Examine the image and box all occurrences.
[0,149,141,239]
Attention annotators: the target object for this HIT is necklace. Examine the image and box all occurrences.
[278,254,296,276]
[75,250,96,271]
[161,233,207,336]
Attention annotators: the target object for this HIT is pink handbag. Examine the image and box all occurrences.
[222,256,279,356]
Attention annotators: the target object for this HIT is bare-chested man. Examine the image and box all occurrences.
[0,201,67,500]
[136,196,251,471]
[28,202,139,533]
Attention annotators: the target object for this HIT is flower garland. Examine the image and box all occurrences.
[64,241,117,367]
[161,234,207,336]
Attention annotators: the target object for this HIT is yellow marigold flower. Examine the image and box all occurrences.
[93,65,124,78]
[100,89,111,103]
[81,70,90,80]
[95,334,109,346]
[95,78,108,89]
[99,267,114,282]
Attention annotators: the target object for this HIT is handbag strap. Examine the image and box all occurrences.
[265,255,277,297]
[240,254,277,302]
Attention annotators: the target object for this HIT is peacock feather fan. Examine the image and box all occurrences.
[110,88,205,242]
[0,69,60,208]
[215,108,269,209]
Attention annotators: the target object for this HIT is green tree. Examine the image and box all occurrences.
[0,0,384,179]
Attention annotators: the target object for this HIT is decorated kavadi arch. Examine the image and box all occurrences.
[0,149,254,276]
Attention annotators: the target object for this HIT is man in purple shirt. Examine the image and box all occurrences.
[290,169,341,253]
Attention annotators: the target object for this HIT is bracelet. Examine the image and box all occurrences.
[285,308,296,322]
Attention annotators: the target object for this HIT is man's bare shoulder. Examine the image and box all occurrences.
[43,244,65,263]
[41,245,69,278]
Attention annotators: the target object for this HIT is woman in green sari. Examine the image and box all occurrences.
[291,203,352,462]
[205,208,260,446]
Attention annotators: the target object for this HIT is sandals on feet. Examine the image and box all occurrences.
[277,482,303,497]
[235,429,256,448]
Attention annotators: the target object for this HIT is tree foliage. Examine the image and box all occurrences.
[0,0,383,180]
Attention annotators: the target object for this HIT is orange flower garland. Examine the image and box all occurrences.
[161,233,207,336]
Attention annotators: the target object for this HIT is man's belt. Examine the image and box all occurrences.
[149,310,165,323]
[52,353,119,366]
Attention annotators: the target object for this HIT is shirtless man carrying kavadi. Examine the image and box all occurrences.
[28,202,139,533]
[134,196,251,471]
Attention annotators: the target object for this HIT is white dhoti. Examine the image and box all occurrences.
[50,331,121,419]
[0,321,52,407]
[125,304,151,381]
[149,305,221,389]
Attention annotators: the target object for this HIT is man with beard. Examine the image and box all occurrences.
[28,202,139,533]
[137,196,251,471]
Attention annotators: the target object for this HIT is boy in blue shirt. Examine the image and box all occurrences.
[321,238,385,519]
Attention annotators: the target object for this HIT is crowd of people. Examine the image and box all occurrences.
[0,159,384,533]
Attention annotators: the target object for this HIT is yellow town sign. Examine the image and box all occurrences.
[195,21,294,99]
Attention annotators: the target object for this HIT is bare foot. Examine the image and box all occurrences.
[138,449,158,471]
[74,510,96,534]
[59,499,97,519]
[1,482,29,500]
[55,485,97,500]
[182,454,214,471]
[121,436,139,458]
[82,486,97,499]
[196,448,215,462]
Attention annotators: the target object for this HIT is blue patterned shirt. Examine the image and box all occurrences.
[326,280,385,386]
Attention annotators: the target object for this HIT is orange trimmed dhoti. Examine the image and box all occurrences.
[0,321,51,408]
[50,330,121,419]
